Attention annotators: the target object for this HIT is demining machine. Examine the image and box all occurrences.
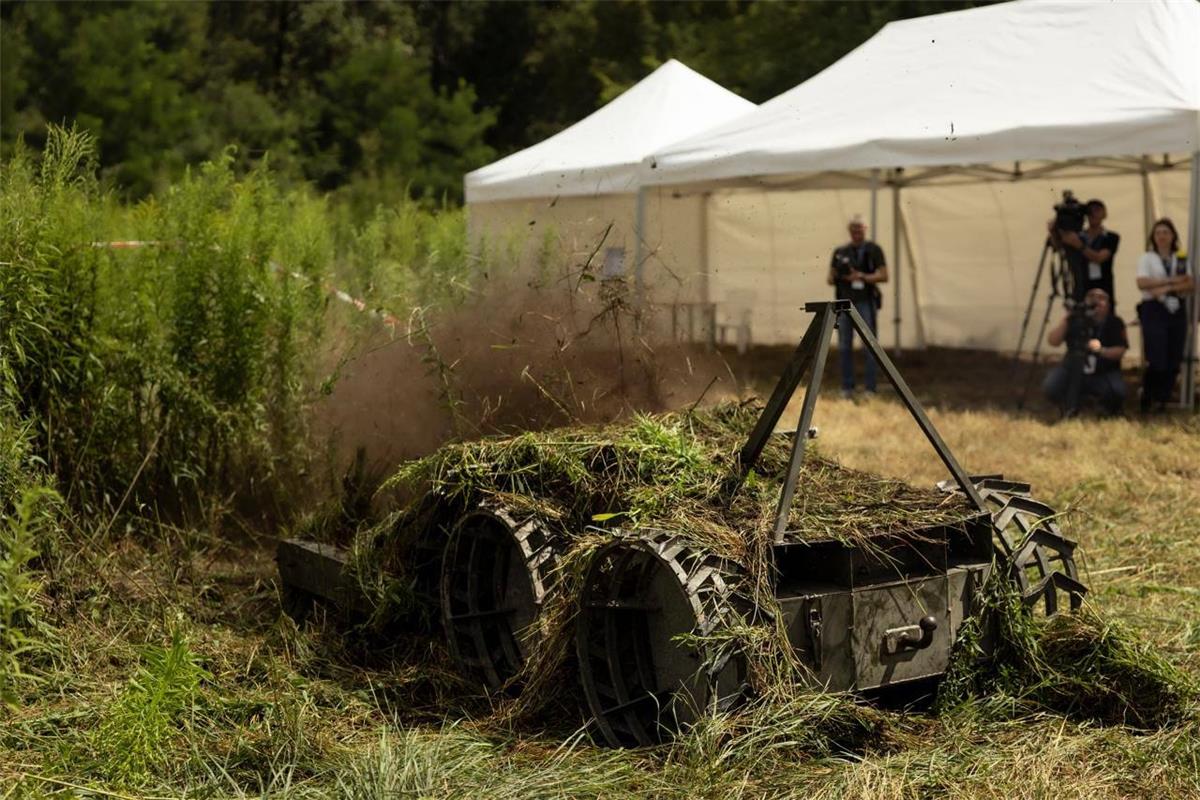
[278,300,1088,746]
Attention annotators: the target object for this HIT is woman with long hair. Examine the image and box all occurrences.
[1135,218,1195,412]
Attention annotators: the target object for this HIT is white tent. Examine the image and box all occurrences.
[466,59,754,203]
[641,0,1200,405]
[465,60,754,319]
[645,0,1199,182]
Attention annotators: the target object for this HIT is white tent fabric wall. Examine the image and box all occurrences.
[901,169,1193,355]
[703,188,920,349]
[697,166,1192,352]
[469,164,1192,354]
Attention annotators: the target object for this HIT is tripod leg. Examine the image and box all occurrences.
[1012,238,1053,370]
[1017,252,1067,410]
[771,306,836,541]
[739,306,825,473]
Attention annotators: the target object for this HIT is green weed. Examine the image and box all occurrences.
[93,627,209,786]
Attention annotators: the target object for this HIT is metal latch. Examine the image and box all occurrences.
[883,615,937,654]
[806,606,823,669]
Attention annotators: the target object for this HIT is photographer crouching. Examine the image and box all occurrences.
[1042,287,1128,417]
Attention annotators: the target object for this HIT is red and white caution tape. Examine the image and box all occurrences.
[90,240,400,330]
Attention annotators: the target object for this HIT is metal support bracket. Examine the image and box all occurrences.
[737,300,988,544]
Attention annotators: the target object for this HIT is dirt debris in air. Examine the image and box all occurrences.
[313,273,737,477]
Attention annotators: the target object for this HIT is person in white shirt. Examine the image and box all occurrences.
[1135,218,1194,413]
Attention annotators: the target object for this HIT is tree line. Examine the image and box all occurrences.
[1,1,985,208]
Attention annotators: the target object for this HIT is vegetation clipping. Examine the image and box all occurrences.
[339,402,1196,747]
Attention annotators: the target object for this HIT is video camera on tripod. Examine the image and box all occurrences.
[1012,189,1091,410]
[1052,190,1088,235]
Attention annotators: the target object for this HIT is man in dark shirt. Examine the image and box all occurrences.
[828,215,888,396]
[1059,199,1120,304]
[1041,287,1128,416]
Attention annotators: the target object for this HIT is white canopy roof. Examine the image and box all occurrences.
[645,0,1200,187]
[465,59,754,203]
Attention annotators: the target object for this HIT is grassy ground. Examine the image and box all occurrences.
[3,356,1199,799]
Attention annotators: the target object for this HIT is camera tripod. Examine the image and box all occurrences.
[1012,235,1082,413]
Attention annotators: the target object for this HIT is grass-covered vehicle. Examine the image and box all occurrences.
[279,301,1087,746]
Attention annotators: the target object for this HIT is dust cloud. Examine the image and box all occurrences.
[312,269,742,478]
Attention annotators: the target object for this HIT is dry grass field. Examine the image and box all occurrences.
[3,351,1198,800]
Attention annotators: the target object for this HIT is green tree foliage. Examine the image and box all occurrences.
[2,1,989,205]
[320,39,495,203]
[1,2,208,193]
[1,1,495,202]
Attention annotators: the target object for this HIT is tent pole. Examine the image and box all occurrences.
[699,192,711,305]
[892,178,902,355]
[1183,152,1200,412]
[869,169,879,238]
[1140,156,1153,245]
[898,199,927,349]
[699,192,713,346]
[634,186,647,327]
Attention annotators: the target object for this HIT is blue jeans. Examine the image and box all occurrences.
[1041,364,1126,415]
[837,299,878,392]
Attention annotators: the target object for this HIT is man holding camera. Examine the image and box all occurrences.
[1053,198,1120,303]
[828,215,888,397]
[1041,287,1127,416]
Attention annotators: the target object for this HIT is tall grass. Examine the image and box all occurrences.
[1,125,496,529]
[0,487,59,711]
[336,198,473,316]
[0,403,61,711]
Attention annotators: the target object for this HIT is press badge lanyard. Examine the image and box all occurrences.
[851,244,869,290]
[1084,229,1106,281]
[1160,252,1180,276]
[1160,253,1182,313]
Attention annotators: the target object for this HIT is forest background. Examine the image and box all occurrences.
[2,0,985,210]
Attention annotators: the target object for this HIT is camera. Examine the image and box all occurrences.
[1062,297,1098,354]
[834,251,854,278]
[1053,190,1087,233]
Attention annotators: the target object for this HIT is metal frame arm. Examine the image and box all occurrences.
[770,305,837,539]
[737,300,987,544]
[737,304,828,473]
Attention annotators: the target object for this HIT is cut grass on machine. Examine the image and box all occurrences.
[276,301,1190,748]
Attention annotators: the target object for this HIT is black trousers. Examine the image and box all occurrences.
[1137,300,1187,406]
